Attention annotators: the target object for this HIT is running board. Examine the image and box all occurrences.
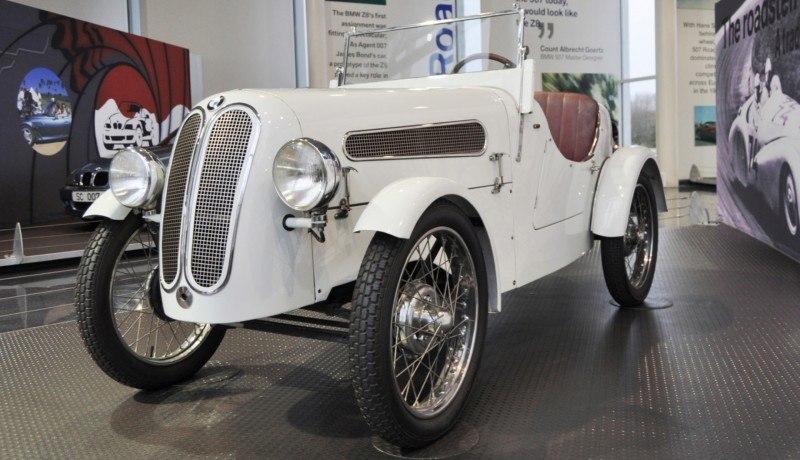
[238,315,349,343]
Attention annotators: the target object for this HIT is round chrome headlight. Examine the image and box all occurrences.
[273,138,341,211]
[109,147,165,209]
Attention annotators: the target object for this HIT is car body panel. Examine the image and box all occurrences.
[160,92,318,324]
[591,146,666,238]
[350,176,515,303]
[149,59,662,324]
[83,190,131,220]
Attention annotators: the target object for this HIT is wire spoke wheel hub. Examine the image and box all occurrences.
[624,184,654,289]
[391,228,478,419]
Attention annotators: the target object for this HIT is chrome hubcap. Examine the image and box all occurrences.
[623,184,655,289]
[110,222,211,364]
[391,227,478,418]
[396,282,455,355]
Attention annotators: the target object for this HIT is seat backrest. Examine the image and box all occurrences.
[534,92,599,162]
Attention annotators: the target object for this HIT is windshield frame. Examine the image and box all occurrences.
[339,9,525,86]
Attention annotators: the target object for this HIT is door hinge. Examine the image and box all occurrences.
[489,153,506,194]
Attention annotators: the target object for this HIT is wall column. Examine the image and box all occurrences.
[656,0,679,187]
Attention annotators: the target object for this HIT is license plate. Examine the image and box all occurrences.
[72,191,102,203]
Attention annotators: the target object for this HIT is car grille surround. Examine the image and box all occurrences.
[186,107,258,292]
[160,111,204,287]
[343,121,486,160]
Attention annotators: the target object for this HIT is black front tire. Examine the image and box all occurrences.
[350,203,488,448]
[601,173,659,307]
[75,214,225,390]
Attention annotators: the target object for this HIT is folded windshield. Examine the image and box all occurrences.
[341,10,523,85]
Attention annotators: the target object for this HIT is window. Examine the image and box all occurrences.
[621,0,656,149]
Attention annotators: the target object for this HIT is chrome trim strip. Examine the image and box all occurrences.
[160,108,206,291]
[586,108,602,160]
[184,104,261,295]
[341,120,488,161]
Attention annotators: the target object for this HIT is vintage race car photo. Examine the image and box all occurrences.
[728,66,800,237]
[60,142,171,217]
[74,9,666,448]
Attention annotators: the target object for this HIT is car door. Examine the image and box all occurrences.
[532,143,595,229]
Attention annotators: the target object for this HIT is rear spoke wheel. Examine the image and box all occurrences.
[601,174,659,307]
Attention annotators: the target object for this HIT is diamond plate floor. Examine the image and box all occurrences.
[2,225,800,459]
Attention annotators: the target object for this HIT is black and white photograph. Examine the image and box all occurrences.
[716,0,800,261]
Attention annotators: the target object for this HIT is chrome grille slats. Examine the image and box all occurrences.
[343,121,486,160]
[160,112,203,286]
[187,108,255,290]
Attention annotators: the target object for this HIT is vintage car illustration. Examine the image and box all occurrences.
[60,142,171,217]
[19,100,71,147]
[728,65,800,237]
[102,101,156,150]
[74,10,666,448]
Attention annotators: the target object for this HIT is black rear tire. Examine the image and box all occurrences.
[349,203,488,448]
[75,214,225,390]
[601,173,659,307]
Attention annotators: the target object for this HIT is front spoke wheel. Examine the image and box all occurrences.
[76,214,225,390]
[350,203,487,448]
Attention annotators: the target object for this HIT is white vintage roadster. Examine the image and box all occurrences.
[75,10,666,448]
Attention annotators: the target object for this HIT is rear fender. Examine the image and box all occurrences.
[591,146,667,237]
[83,190,131,220]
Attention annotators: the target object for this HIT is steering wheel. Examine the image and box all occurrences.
[451,53,516,73]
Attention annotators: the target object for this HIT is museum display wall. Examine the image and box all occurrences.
[0,0,191,228]
[1,0,795,263]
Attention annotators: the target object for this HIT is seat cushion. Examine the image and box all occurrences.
[534,92,599,162]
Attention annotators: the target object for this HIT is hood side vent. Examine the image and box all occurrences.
[343,121,486,161]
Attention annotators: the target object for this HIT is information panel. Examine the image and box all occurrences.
[677,0,717,181]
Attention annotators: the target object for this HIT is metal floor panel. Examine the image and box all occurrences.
[2,225,800,458]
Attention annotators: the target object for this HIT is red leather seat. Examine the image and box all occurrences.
[534,92,599,163]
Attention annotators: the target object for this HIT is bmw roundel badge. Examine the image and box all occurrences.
[207,95,225,110]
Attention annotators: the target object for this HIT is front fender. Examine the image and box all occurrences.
[753,137,800,169]
[591,146,667,237]
[83,190,131,220]
[354,176,503,314]
[354,177,474,238]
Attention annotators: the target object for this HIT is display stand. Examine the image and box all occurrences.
[610,297,674,310]
[371,423,479,459]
